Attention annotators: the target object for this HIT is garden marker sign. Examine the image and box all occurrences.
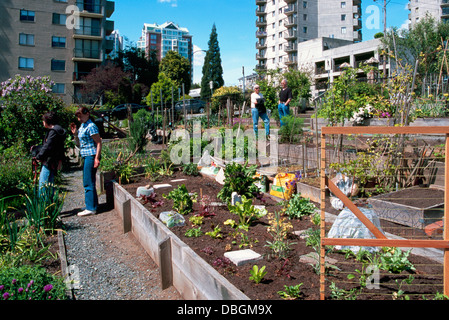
[320,126,449,300]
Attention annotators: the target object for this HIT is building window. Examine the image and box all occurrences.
[20,10,35,22]
[303,27,308,33]
[341,27,347,34]
[51,59,66,71]
[341,2,346,8]
[52,13,67,25]
[52,36,66,48]
[52,83,65,94]
[341,14,346,21]
[303,14,308,21]
[19,33,35,46]
[18,57,34,70]
[303,1,307,9]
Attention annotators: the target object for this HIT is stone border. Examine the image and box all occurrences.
[113,182,250,300]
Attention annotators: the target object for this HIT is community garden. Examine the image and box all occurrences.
[1,16,449,300]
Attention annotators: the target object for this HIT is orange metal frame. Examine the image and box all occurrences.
[320,126,449,300]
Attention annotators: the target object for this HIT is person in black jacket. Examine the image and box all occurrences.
[35,111,67,193]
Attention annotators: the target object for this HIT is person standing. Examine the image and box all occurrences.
[35,111,67,193]
[278,79,293,127]
[250,84,270,139]
[71,107,102,216]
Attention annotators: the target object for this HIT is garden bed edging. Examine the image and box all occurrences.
[113,182,250,300]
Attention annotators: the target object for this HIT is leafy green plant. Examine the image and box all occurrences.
[163,184,197,215]
[182,163,199,176]
[217,162,260,204]
[277,283,304,300]
[249,265,267,284]
[329,282,359,300]
[205,225,223,239]
[227,195,267,231]
[189,215,203,226]
[278,115,304,143]
[379,247,415,274]
[23,184,66,239]
[284,193,316,219]
[185,227,203,238]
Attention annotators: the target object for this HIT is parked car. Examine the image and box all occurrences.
[110,103,151,120]
[174,99,206,114]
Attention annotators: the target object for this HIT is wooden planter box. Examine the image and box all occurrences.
[368,187,444,229]
[113,182,249,300]
[296,181,329,203]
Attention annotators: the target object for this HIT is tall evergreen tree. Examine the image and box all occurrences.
[201,24,224,99]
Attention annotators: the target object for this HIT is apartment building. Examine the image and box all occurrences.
[0,0,115,104]
[137,22,193,81]
[255,0,362,71]
[295,37,391,98]
[408,0,449,27]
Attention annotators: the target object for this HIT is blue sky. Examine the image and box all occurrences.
[114,0,410,86]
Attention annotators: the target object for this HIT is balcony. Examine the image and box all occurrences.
[73,48,102,62]
[256,41,267,49]
[353,18,362,29]
[76,1,101,14]
[105,1,115,18]
[284,0,296,3]
[256,53,267,60]
[256,18,267,27]
[284,17,297,28]
[284,4,297,16]
[74,25,102,38]
[284,30,297,40]
[285,56,297,65]
[105,20,114,36]
[256,64,267,71]
[285,43,297,52]
[256,30,267,38]
[256,7,266,16]
[256,0,266,5]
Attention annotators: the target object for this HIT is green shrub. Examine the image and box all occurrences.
[279,115,304,143]
[217,162,260,203]
[0,147,32,202]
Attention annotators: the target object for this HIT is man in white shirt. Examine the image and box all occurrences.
[250,85,270,139]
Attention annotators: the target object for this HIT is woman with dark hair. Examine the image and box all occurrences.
[35,111,67,192]
[71,106,102,216]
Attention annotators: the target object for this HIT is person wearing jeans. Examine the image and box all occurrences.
[278,79,293,127]
[35,111,67,196]
[71,106,102,216]
[250,85,270,139]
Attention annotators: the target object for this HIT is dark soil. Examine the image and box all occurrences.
[122,170,445,300]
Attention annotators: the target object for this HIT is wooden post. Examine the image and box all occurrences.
[158,237,173,290]
[445,133,449,297]
[320,132,326,300]
[121,199,131,234]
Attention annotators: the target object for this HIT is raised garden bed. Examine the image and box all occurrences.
[368,187,444,229]
[113,170,445,300]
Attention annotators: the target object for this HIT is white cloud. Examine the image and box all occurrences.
[158,0,177,7]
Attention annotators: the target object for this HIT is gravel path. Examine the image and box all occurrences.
[60,166,181,300]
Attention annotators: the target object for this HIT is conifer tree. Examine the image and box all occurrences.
[200,24,224,99]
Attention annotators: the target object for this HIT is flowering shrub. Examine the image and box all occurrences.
[0,75,70,151]
[0,265,66,300]
[349,104,374,125]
